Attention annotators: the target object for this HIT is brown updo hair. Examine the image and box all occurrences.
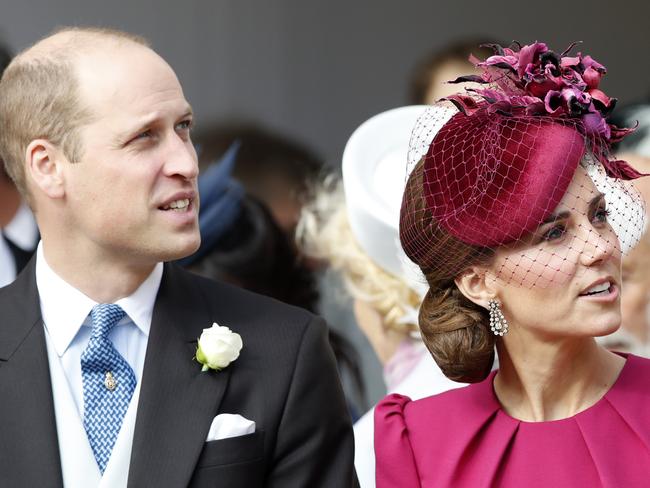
[400,159,496,383]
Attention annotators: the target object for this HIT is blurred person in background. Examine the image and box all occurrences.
[0,43,38,287]
[194,123,323,237]
[619,236,650,350]
[298,106,465,487]
[180,143,366,419]
[179,143,320,309]
[599,102,650,353]
[408,38,496,104]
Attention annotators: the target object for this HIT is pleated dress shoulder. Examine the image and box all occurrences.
[374,354,650,488]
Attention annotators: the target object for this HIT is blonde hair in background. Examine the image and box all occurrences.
[0,27,148,205]
[297,176,421,334]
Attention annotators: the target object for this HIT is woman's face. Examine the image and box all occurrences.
[489,165,622,339]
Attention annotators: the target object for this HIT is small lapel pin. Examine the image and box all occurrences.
[104,371,117,391]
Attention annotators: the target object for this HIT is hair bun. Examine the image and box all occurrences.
[419,286,494,383]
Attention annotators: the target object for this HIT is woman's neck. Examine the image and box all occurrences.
[493,336,625,422]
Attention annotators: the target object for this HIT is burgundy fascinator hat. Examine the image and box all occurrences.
[400,41,645,284]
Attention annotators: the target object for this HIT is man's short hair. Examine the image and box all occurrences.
[0,27,148,204]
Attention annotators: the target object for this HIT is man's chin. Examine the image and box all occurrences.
[159,236,201,262]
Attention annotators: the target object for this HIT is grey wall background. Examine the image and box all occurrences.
[1,0,649,165]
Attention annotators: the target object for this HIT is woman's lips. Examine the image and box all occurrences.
[578,283,619,303]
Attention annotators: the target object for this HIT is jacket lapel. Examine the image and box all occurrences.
[128,264,231,488]
[0,259,63,486]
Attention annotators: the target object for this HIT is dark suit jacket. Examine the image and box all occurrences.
[0,261,358,487]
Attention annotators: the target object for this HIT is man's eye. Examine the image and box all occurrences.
[176,120,193,131]
[134,130,152,141]
[542,224,566,242]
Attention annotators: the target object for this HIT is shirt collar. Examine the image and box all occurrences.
[36,243,163,357]
[115,263,163,339]
[4,202,38,251]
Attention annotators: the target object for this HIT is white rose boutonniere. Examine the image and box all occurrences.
[196,322,243,372]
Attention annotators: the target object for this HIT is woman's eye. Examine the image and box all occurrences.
[133,130,151,141]
[542,224,566,241]
[593,206,610,224]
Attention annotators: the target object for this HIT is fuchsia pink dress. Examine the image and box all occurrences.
[375,354,650,487]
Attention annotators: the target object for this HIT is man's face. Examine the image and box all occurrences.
[61,43,200,265]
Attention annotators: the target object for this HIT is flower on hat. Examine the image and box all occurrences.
[444,41,642,180]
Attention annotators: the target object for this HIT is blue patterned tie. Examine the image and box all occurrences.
[81,304,137,473]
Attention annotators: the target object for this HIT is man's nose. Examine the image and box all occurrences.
[164,136,199,180]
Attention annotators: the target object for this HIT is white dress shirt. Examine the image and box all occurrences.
[0,202,38,287]
[36,244,163,486]
[36,244,162,415]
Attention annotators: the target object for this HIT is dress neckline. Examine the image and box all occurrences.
[487,352,633,425]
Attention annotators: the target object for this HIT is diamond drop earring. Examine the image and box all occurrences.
[488,299,509,336]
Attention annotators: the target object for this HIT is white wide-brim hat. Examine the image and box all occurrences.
[342,105,454,298]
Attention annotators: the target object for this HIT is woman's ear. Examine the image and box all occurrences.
[454,266,498,309]
[25,139,66,199]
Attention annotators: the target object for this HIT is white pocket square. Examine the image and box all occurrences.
[206,413,256,442]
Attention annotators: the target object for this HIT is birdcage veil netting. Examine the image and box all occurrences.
[400,41,646,290]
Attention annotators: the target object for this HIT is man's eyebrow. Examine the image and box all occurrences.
[176,105,193,121]
[541,192,605,225]
[124,106,194,134]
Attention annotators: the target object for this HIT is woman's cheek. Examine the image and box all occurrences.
[500,248,576,289]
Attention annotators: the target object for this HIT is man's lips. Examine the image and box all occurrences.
[158,191,196,211]
[161,198,191,211]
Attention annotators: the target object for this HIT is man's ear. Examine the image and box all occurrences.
[25,139,66,199]
[454,266,498,309]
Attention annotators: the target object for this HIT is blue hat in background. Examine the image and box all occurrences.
[176,141,245,266]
